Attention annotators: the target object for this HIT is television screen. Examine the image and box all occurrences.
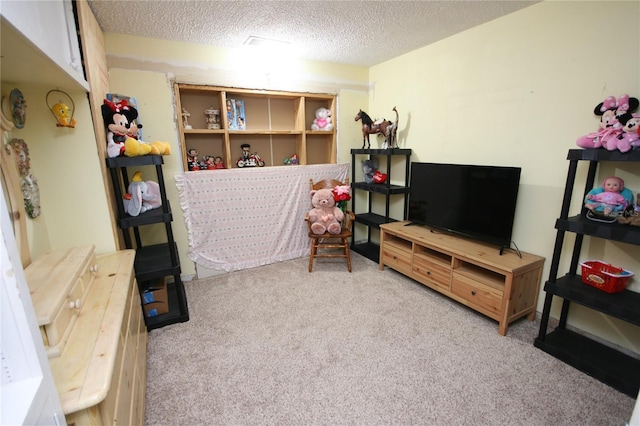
[407,162,522,248]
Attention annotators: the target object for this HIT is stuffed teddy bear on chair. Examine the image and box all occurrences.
[311,107,333,131]
[308,188,343,234]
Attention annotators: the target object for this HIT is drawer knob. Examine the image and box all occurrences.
[90,264,99,274]
[69,299,81,309]
[471,291,477,296]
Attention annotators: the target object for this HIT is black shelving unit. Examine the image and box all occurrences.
[106,155,189,331]
[534,148,640,398]
[350,148,411,262]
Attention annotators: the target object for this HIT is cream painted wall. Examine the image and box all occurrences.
[369,1,640,353]
[103,34,370,277]
[101,1,639,353]
[1,83,116,259]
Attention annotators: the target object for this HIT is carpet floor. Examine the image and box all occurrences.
[145,253,636,425]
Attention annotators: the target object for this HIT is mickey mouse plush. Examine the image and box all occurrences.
[102,99,150,158]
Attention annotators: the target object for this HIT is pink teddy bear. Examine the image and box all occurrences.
[576,94,639,150]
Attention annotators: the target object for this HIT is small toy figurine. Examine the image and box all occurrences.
[182,108,192,129]
[203,155,216,170]
[204,107,221,129]
[187,148,200,171]
[585,176,634,217]
[236,143,265,167]
[213,156,225,169]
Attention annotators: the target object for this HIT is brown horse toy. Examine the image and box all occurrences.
[355,107,399,149]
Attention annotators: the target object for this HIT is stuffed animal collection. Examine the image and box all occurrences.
[361,159,387,184]
[102,99,171,158]
[311,107,333,131]
[576,94,640,152]
[308,188,343,235]
[123,171,162,216]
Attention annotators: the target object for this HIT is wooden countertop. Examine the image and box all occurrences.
[48,250,135,415]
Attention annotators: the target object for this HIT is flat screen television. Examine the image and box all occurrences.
[407,162,522,250]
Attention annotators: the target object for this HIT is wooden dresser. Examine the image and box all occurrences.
[25,247,147,425]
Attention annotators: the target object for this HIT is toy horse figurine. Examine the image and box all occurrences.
[355,107,399,149]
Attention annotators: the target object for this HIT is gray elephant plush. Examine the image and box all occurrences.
[124,171,162,216]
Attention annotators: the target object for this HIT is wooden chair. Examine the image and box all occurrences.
[305,178,355,272]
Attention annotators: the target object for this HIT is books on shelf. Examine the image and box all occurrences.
[226,98,246,130]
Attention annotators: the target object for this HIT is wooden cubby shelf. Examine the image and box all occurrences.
[174,84,336,170]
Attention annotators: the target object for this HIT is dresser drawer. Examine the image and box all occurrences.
[451,272,502,317]
[413,256,451,291]
[25,245,98,357]
[381,243,412,274]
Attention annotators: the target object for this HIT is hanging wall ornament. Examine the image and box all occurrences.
[10,88,27,129]
[46,89,76,128]
[10,139,41,218]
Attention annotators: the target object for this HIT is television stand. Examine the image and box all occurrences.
[379,221,545,335]
[500,244,523,258]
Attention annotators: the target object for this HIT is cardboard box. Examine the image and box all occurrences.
[142,278,168,317]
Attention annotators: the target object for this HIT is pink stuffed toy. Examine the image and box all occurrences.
[615,112,640,152]
[308,188,343,235]
[576,94,639,150]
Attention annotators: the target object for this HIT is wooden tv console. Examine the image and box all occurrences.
[379,221,545,335]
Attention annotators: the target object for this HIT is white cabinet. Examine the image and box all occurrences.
[1,0,88,90]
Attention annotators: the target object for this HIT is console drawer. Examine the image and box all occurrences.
[381,243,412,274]
[451,272,502,317]
[413,256,451,290]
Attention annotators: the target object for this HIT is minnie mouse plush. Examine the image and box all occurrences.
[576,94,639,150]
[616,112,640,152]
[101,99,150,158]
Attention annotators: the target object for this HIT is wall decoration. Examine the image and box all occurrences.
[10,139,40,218]
[10,88,27,129]
[46,89,76,128]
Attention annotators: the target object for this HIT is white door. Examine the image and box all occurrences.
[0,191,65,425]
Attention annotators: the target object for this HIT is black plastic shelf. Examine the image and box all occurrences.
[351,148,412,156]
[144,280,190,331]
[134,243,181,282]
[556,215,640,245]
[106,154,165,167]
[544,274,640,325]
[537,148,640,399]
[567,148,640,162]
[351,241,380,263]
[351,181,411,195]
[350,148,411,263]
[354,212,399,229]
[117,202,173,228]
[534,328,640,397]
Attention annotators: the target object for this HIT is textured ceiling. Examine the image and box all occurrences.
[87,0,538,67]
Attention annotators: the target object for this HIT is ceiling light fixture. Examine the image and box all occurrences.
[243,36,291,48]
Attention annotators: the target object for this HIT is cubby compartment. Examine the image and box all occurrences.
[453,259,505,292]
[414,244,452,267]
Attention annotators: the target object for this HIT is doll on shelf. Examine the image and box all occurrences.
[187,148,200,171]
[584,176,634,216]
[213,156,225,169]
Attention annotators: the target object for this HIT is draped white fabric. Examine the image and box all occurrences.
[175,164,349,272]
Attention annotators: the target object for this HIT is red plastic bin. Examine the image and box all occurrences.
[579,260,634,293]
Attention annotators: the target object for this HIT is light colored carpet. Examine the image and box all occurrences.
[145,253,636,425]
